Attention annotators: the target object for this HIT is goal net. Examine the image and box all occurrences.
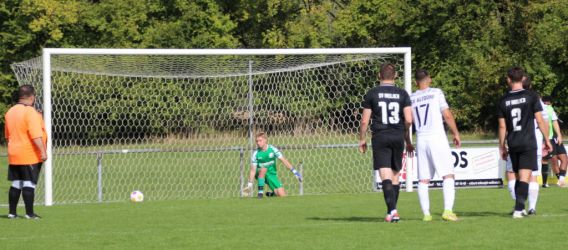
[10,48,411,205]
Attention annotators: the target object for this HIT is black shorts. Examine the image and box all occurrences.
[509,150,537,173]
[371,133,404,172]
[8,163,42,184]
[555,140,566,155]
[548,138,567,156]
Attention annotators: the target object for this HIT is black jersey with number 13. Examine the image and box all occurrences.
[362,85,411,135]
[497,89,543,152]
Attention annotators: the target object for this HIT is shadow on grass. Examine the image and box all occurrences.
[457,211,511,218]
[0,215,18,219]
[307,216,421,222]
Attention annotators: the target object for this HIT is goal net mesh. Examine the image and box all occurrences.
[10,52,406,204]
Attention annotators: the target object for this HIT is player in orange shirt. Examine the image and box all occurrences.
[4,85,47,219]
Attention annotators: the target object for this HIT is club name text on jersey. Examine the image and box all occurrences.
[378,93,400,99]
[505,98,526,107]
[411,94,434,104]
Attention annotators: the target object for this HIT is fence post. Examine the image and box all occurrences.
[97,152,103,202]
[239,148,244,197]
[299,161,304,196]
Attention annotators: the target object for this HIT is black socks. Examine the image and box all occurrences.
[8,187,21,215]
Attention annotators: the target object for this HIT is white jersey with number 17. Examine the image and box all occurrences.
[410,88,449,137]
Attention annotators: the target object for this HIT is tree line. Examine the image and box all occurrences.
[1,0,567,133]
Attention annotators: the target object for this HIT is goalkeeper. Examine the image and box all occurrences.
[244,132,302,198]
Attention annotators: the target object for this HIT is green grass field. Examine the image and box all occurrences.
[1,188,567,249]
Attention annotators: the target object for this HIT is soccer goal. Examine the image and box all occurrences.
[10,48,412,206]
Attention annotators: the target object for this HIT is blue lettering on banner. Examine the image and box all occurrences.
[452,151,468,168]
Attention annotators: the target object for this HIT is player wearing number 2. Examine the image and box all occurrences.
[359,63,414,223]
[411,70,461,222]
[497,67,552,219]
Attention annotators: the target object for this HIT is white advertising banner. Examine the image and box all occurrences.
[375,147,503,190]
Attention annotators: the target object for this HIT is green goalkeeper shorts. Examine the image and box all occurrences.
[256,174,282,190]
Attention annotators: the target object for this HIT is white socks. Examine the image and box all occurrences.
[508,180,516,200]
[418,179,455,215]
[418,182,430,215]
[528,182,539,210]
[443,178,455,211]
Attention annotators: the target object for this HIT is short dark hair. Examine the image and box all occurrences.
[542,96,552,103]
[415,69,430,82]
[18,85,36,99]
[522,74,532,89]
[507,67,524,83]
[379,63,396,80]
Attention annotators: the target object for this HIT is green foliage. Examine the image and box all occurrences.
[2,0,568,135]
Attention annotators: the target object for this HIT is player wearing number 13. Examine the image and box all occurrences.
[359,63,413,223]
[497,67,552,219]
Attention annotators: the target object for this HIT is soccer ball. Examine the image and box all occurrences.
[130,190,144,202]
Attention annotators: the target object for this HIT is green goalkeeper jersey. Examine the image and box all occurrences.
[251,145,283,175]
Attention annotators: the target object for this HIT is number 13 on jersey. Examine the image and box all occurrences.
[378,101,400,124]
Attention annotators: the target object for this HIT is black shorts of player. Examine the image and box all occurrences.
[509,150,537,173]
[8,163,43,184]
[371,133,404,172]
[548,138,567,156]
[555,140,567,155]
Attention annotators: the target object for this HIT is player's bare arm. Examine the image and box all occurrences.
[278,156,294,170]
[359,108,372,153]
[403,106,414,155]
[32,137,47,161]
[247,164,257,184]
[535,111,553,152]
[498,118,508,160]
[442,108,461,148]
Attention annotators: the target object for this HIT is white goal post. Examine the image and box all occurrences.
[15,48,412,206]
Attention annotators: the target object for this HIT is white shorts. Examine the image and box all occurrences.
[505,130,543,176]
[416,135,454,180]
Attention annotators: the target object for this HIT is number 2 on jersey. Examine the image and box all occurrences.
[511,108,522,131]
[414,104,430,128]
[378,101,400,124]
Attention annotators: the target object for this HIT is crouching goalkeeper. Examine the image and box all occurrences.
[244,132,302,198]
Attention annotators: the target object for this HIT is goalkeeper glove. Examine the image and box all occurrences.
[242,182,253,196]
[291,168,303,182]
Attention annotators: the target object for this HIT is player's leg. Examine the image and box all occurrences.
[511,151,534,219]
[541,157,549,188]
[267,174,286,197]
[514,169,531,217]
[433,141,458,221]
[18,163,42,219]
[22,181,38,218]
[556,142,567,187]
[378,167,397,222]
[257,167,267,198]
[390,140,405,214]
[372,136,397,222]
[527,157,541,214]
[528,136,543,214]
[273,188,286,197]
[505,156,516,200]
[416,140,433,221]
[550,139,560,179]
[440,174,458,221]
[7,166,22,218]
